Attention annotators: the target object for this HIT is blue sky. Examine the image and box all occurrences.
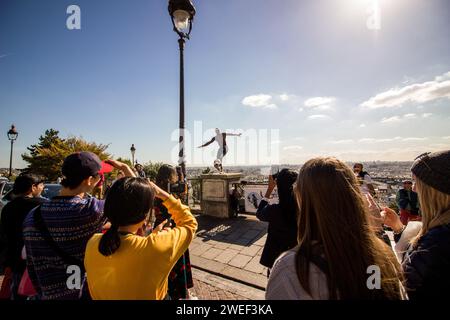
[1,0,449,168]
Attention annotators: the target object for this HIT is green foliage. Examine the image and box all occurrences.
[143,162,164,181]
[115,157,133,168]
[22,129,110,181]
[105,158,133,181]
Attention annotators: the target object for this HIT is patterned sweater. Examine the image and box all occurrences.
[23,196,105,300]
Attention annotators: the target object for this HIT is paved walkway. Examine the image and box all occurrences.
[190,213,269,290]
[191,268,265,300]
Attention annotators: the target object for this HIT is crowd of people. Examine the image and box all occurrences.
[0,149,449,300]
[257,150,450,300]
[0,152,197,300]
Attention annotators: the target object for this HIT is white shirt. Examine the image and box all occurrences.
[266,250,330,300]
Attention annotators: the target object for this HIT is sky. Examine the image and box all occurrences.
[1,0,449,168]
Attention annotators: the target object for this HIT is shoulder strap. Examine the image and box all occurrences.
[33,206,85,272]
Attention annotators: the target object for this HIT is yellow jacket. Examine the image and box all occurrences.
[84,195,198,300]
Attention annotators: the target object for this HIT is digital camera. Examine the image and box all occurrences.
[169,182,186,194]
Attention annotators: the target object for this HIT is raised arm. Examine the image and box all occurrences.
[256,175,277,222]
[105,159,136,177]
[198,137,215,148]
[147,182,198,266]
[225,132,242,137]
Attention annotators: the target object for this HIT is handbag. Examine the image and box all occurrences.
[17,268,37,297]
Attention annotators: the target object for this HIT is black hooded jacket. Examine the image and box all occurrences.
[401,223,450,300]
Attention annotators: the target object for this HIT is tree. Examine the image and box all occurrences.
[115,157,133,168]
[22,130,110,181]
[25,129,63,157]
[143,162,164,181]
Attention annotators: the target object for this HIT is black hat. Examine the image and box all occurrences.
[411,150,450,195]
[62,152,102,180]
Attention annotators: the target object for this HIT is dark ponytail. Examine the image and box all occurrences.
[98,225,121,256]
[98,177,155,257]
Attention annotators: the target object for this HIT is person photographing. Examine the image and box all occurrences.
[84,176,198,300]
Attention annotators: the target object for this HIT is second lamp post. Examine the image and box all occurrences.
[7,125,19,177]
[130,144,136,167]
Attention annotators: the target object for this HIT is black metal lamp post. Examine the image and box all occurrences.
[130,144,136,166]
[168,0,196,179]
[7,125,18,177]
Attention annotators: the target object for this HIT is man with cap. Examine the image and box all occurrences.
[23,152,135,300]
[383,150,450,300]
[396,179,420,225]
[353,163,376,196]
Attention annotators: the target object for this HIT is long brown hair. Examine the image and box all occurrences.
[295,157,403,299]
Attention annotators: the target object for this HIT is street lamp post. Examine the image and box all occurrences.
[168,0,196,180]
[7,125,18,177]
[130,144,136,167]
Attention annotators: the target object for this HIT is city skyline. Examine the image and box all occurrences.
[1,0,450,169]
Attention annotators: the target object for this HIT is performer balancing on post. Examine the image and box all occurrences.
[198,128,242,172]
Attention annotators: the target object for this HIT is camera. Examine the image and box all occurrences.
[169,182,187,194]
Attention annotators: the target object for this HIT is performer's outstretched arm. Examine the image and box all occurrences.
[224,132,242,137]
[198,137,215,148]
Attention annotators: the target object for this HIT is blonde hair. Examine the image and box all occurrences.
[412,177,450,245]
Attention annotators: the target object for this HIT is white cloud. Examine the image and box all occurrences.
[358,137,427,143]
[380,116,402,123]
[308,114,331,120]
[283,145,303,151]
[359,137,401,143]
[304,97,336,110]
[361,71,450,109]
[404,113,417,119]
[402,137,428,142]
[359,124,366,128]
[279,94,290,101]
[443,136,450,140]
[380,113,424,124]
[435,72,450,82]
[328,139,354,144]
[242,94,277,109]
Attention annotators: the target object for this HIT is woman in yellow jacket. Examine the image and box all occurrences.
[84,177,198,300]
